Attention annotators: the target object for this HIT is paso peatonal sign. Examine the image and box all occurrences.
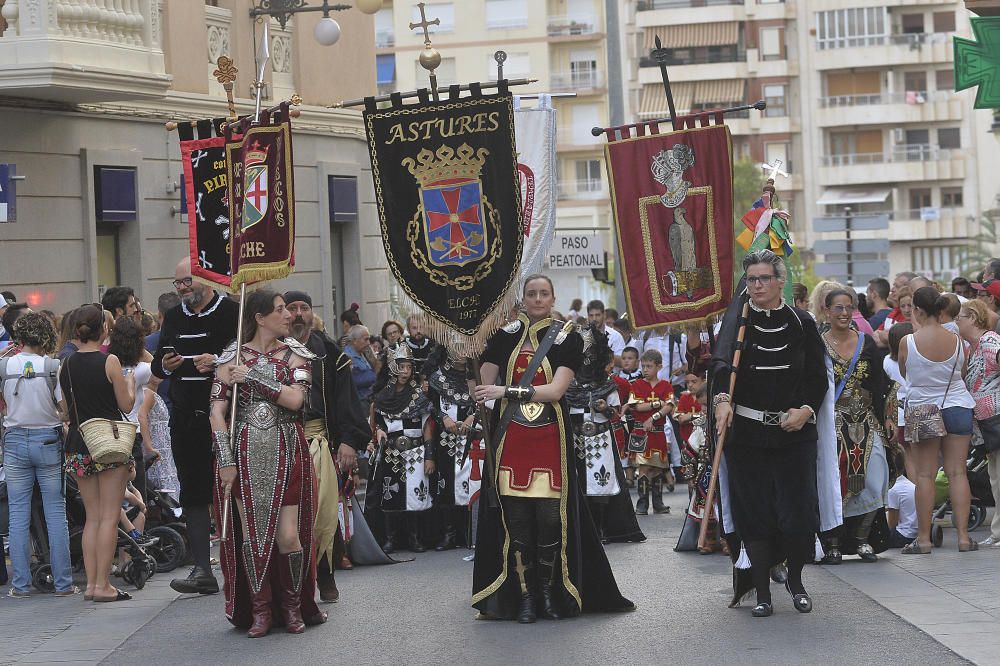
[364,91,522,337]
[547,234,605,270]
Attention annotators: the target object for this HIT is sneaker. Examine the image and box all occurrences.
[7,587,30,599]
[978,535,1000,547]
[133,534,160,548]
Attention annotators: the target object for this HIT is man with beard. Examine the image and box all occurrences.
[152,258,238,594]
[284,291,371,601]
[404,314,436,377]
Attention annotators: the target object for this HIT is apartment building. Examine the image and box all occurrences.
[375,0,619,308]
[623,0,1000,283]
[0,0,387,323]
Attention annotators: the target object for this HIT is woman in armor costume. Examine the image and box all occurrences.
[210,290,325,638]
[566,323,645,544]
[427,348,482,551]
[365,343,435,553]
[473,274,633,624]
[819,289,892,563]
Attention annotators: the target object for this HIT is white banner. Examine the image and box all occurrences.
[514,95,557,282]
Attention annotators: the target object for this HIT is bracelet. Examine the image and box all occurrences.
[244,366,283,402]
[505,385,536,402]
[712,393,731,407]
[651,400,663,411]
[651,412,662,421]
[212,430,236,468]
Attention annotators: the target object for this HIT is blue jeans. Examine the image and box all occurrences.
[941,406,974,436]
[3,426,73,593]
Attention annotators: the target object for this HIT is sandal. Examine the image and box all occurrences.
[93,588,133,603]
[901,541,932,555]
[959,541,980,552]
[54,586,81,597]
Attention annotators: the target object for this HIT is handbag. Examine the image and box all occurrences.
[66,355,136,465]
[904,338,959,444]
[977,413,1000,452]
[627,430,648,454]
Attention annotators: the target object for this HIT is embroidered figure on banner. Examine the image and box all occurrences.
[242,141,269,232]
[651,144,712,300]
[403,143,504,290]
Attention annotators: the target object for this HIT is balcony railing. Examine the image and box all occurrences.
[0,0,169,102]
[375,29,395,48]
[818,90,952,107]
[547,16,598,37]
[817,31,952,51]
[550,70,605,91]
[638,0,743,8]
[639,49,744,67]
[820,144,955,166]
[558,180,607,200]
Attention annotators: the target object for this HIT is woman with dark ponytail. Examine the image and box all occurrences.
[898,287,977,554]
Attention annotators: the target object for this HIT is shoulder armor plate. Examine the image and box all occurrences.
[554,319,573,345]
[217,339,239,365]
[283,337,320,361]
[502,319,523,334]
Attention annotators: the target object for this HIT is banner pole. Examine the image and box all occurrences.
[220,282,246,542]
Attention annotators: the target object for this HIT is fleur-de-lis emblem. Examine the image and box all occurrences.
[382,477,399,501]
[438,477,447,491]
[594,465,611,487]
[414,480,428,502]
[461,480,470,493]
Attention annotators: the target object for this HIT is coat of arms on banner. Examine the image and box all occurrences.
[606,123,734,329]
[364,91,522,347]
[406,145,490,268]
[241,143,269,232]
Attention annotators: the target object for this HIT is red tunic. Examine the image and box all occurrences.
[498,350,563,496]
[630,379,675,465]
[675,391,701,443]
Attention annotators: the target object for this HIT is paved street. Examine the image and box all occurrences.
[3,487,994,665]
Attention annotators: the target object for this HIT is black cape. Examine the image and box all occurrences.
[472,315,634,619]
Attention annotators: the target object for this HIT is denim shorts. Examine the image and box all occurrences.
[941,406,974,436]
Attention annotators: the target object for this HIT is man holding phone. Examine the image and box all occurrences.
[152,258,239,595]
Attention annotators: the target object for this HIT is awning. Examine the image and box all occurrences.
[376,54,395,85]
[693,79,745,105]
[643,22,739,50]
[638,83,693,118]
[816,188,892,206]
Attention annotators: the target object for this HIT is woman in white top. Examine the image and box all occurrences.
[898,287,978,554]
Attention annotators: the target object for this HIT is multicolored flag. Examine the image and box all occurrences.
[737,191,794,257]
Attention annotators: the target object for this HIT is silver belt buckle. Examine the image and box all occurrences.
[395,435,412,449]
[763,411,785,427]
[582,421,597,436]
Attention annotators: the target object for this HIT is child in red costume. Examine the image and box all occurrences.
[626,349,675,515]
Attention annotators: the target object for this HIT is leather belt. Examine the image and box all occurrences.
[577,420,613,437]
[734,404,815,426]
[391,435,422,451]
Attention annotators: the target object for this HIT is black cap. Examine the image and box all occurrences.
[283,290,312,307]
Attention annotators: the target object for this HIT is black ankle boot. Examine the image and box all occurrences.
[536,543,562,620]
[382,515,396,554]
[822,537,842,565]
[651,475,670,514]
[635,476,650,515]
[435,512,457,551]
[408,525,425,553]
[512,544,536,624]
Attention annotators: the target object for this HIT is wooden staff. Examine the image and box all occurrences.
[696,296,750,552]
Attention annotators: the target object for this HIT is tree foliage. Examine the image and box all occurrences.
[961,208,1000,278]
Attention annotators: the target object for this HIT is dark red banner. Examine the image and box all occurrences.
[225,103,295,290]
[605,123,734,328]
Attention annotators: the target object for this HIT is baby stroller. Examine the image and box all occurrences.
[29,472,159,591]
[930,446,993,547]
[128,475,188,573]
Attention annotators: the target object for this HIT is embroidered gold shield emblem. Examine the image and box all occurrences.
[520,402,544,422]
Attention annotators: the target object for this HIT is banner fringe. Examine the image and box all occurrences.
[230,266,294,293]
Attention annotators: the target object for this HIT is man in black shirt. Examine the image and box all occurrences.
[712,250,830,618]
[285,290,370,602]
[404,314,436,377]
[152,258,238,594]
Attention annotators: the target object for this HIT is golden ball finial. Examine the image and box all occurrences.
[419,47,441,72]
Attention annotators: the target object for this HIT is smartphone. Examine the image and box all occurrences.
[161,346,176,356]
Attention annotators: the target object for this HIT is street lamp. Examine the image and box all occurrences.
[250,1,384,39]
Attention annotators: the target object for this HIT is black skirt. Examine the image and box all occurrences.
[725,439,819,540]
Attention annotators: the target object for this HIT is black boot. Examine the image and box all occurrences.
[822,536,842,565]
[536,542,563,620]
[651,475,670,514]
[169,565,219,594]
[382,514,396,554]
[635,475,650,515]
[408,521,425,553]
[316,555,339,603]
[435,510,457,551]
[512,543,536,624]
[592,502,608,544]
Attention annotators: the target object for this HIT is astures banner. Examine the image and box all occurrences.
[178,120,231,289]
[364,89,522,352]
[605,122,735,329]
[514,95,557,281]
[225,103,296,290]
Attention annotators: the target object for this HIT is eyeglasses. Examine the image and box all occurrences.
[746,275,775,286]
[829,304,856,314]
[172,277,194,289]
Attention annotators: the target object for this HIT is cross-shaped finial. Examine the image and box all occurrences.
[409,2,440,47]
[760,159,789,181]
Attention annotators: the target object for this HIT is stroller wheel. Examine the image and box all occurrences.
[121,560,135,586]
[146,526,187,573]
[932,526,944,547]
[132,561,148,590]
[961,503,987,531]
[32,564,55,593]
